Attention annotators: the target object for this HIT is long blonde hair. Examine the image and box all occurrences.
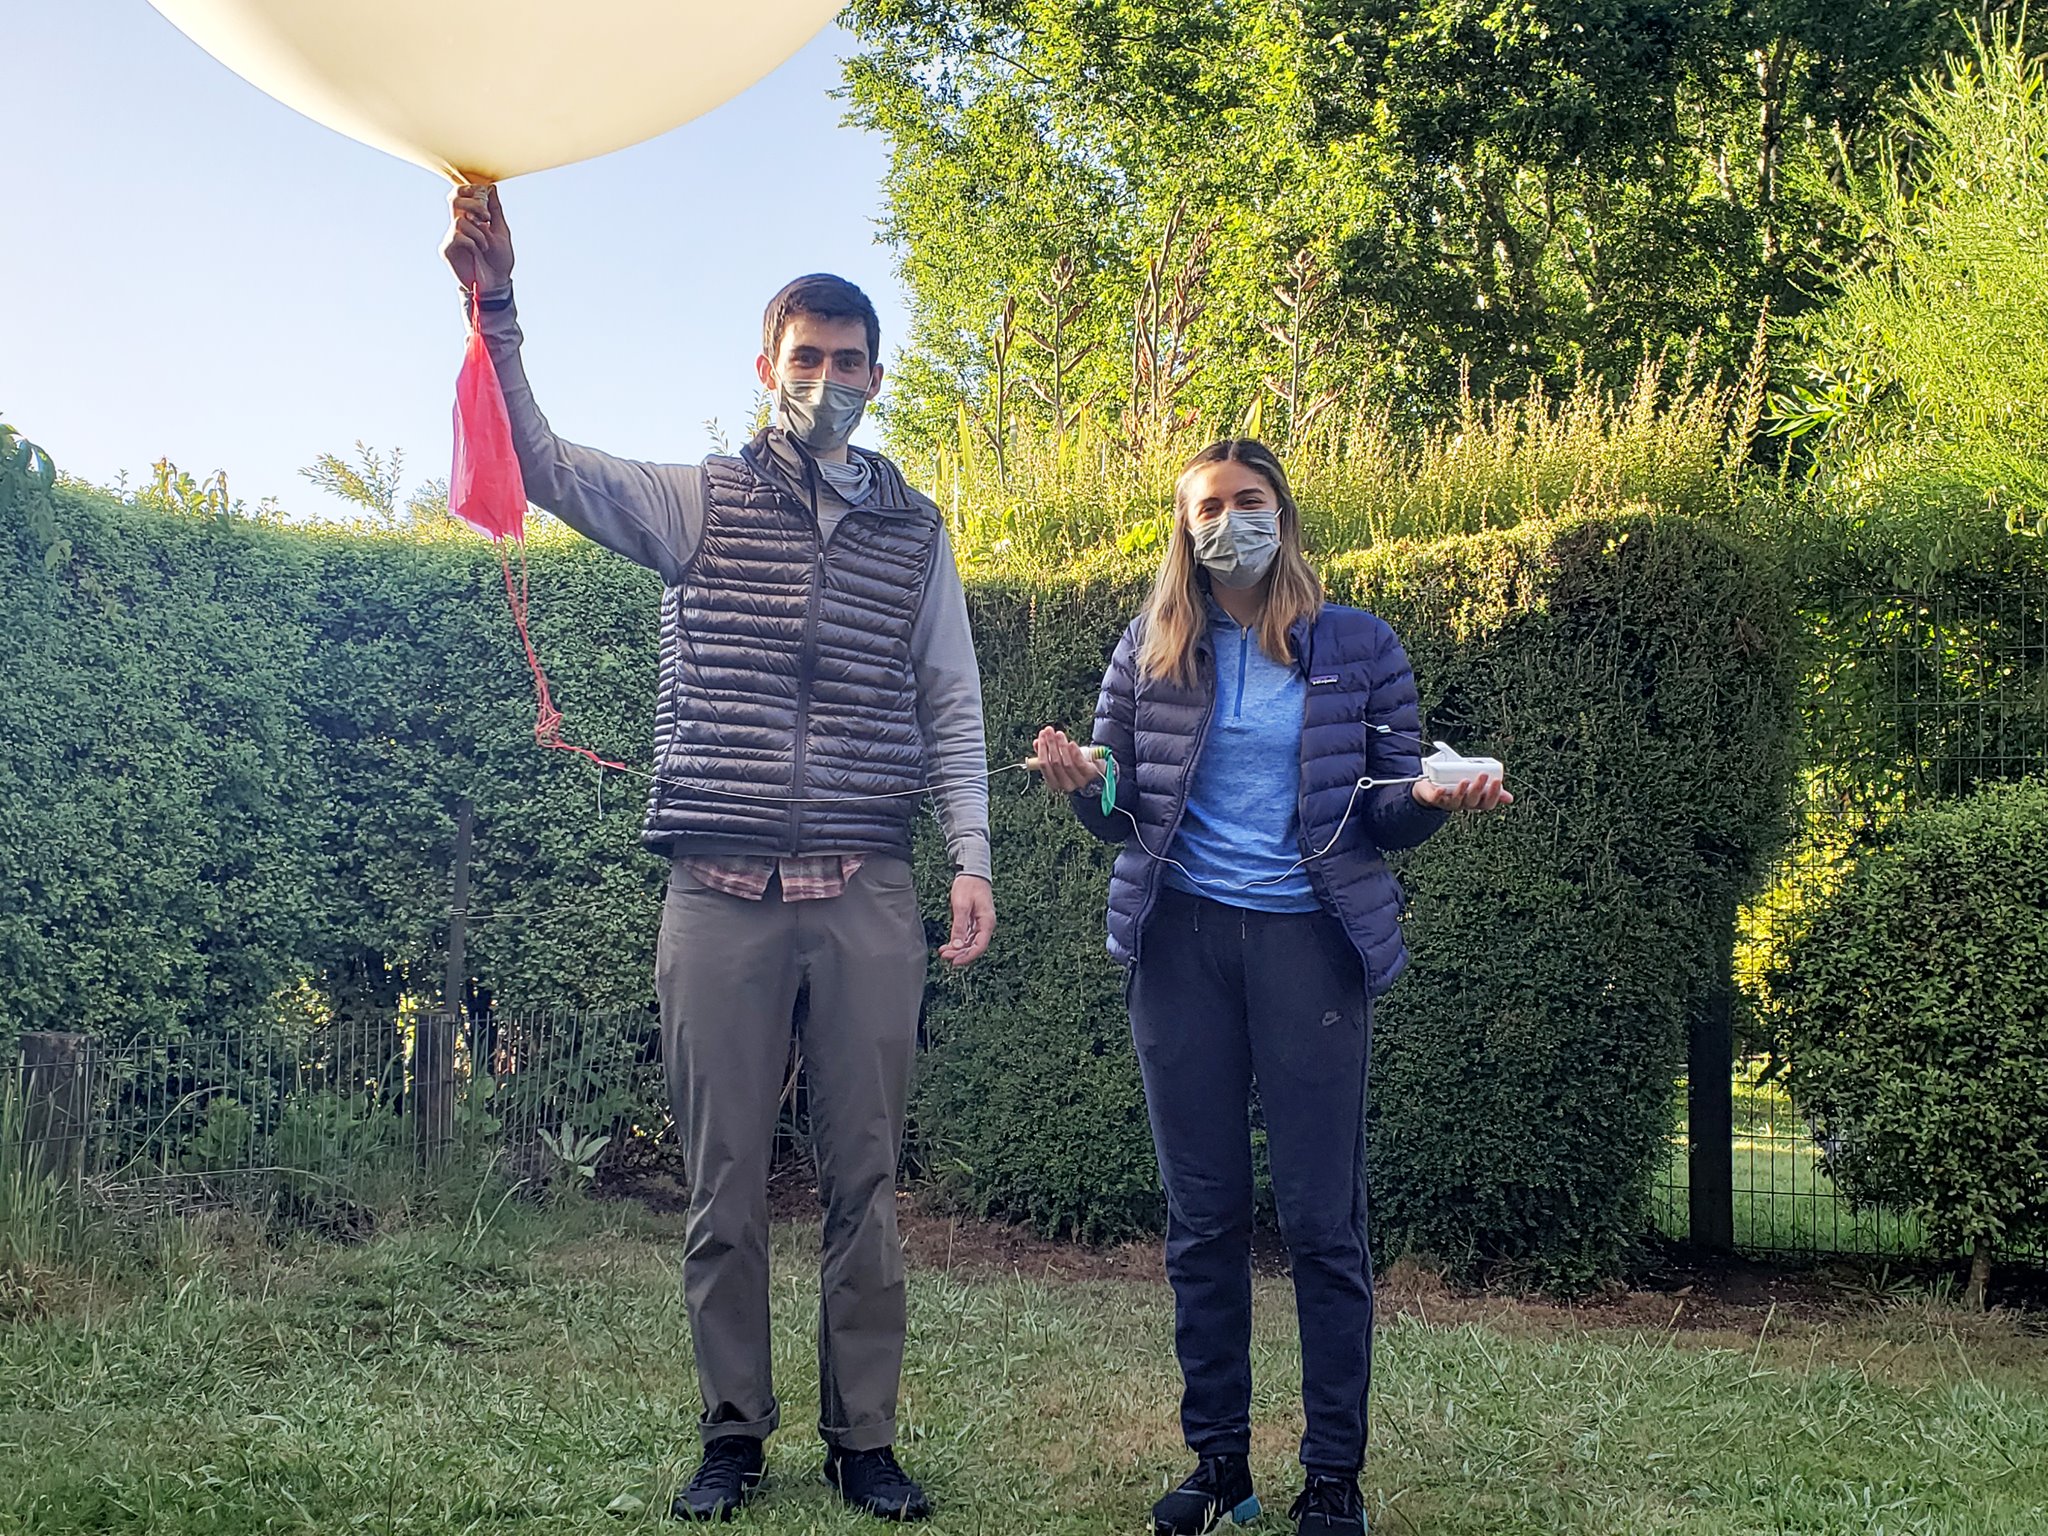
[1137,439,1324,687]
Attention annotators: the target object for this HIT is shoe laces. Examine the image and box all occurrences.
[697,1438,759,1475]
[844,1446,917,1494]
[1181,1454,1246,1495]
[1292,1474,1361,1520]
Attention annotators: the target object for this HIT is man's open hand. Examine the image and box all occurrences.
[938,874,994,968]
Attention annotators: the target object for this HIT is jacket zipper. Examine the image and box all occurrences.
[788,456,834,856]
[1141,643,1218,944]
[739,436,915,859]
[789,548,824,855]
[1292,623,1376,992]
[1293,637,1316,868]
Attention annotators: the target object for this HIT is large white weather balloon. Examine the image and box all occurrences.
[144,0,844,181]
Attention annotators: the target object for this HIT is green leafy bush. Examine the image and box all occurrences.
[0,486,666,1057]
[5,486,1797,1285]
[170,1086,406,1233]
[0,492,326,1047]
[267,1089,407,1231]
[179,1096,257,1174]
[1771,779,2048,1305]
[919,512,1800,1286]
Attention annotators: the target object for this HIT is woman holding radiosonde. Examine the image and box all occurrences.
[1034,439,1510,1536]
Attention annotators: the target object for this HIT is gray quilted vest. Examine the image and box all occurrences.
[642,433,941,859]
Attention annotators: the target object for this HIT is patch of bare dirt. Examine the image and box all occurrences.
[599,1160,2047,1330]
[896,1202,1167,1283]
[1370,1254,1861,1335]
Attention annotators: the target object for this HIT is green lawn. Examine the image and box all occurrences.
[4,1200,2046,1536]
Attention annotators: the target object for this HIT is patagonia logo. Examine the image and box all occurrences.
[1310,674,1340,686]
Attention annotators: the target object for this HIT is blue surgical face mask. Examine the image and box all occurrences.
[777,376,870,454]
[1190,509,1281,589]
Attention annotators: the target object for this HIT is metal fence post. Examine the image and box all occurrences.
[419,798,472,1160]
[19,1031,91,1185]
[1688,909,1736,1252]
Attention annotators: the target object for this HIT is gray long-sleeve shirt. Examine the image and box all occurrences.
[473,287,991,880]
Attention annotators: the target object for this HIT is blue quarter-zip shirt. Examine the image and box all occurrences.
[1162,603,1322,911]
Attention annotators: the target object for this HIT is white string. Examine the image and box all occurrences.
[592,757,1038,806]
[551,717,1443,900]
[593,723,1431,809]
[451,771,1421,923]
[1106,774,1422,896]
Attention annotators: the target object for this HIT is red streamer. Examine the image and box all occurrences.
[496,540,630,773]
[455,285,630,775]
[450,287,526,543]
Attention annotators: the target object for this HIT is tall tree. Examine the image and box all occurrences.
[1770,21,2048,566]
[847,0,2016,456]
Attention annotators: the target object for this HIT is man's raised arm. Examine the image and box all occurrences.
[443,182,701,586]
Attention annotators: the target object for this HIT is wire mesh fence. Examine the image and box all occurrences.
[9,576,2042,1264]
[1656,569,2048,1264]
[0,997,841,1232]
[1651,1068,1935,1259]
[3,1005,676,1229]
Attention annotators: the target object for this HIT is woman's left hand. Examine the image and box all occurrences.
[1412,774,1513,813]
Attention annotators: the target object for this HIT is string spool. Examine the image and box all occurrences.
[1021,743,1115,815]
[1019,743,1109,772]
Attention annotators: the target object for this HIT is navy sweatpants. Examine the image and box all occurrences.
[1128,886,1375,1477]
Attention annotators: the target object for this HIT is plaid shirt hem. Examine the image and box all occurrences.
[680,855,865,901]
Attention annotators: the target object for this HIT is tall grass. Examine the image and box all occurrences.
[0,1078,83,1307]
[1765,21,2048,571]
[926,348,1764,575]
[1,1044,554,1321]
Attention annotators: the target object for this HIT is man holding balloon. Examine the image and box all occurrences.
[143,0,982,1518]
[444,184,991,1522]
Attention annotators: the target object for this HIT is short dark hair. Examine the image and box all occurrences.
[761,274,881,366]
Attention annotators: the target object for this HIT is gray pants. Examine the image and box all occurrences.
[657,856,928,1452]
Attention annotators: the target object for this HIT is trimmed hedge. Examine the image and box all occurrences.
[3,489,1798,1284]
[928,517,1801,1285]
[2,498,324,1044]
[1771,779,2048,1298]
[1353,520,1799,1284]
[1,492,667,1048]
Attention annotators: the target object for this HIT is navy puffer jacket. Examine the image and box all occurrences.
[1072,602,1447,996]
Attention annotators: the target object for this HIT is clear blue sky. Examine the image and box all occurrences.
[4,5,905,516]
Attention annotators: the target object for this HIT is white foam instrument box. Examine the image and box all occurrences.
[1422,741,1504,787]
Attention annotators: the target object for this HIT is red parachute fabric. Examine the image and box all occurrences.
[450,287,526,542]
[452,287,628,775]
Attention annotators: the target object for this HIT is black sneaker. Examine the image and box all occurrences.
[671,1437,764,1522]
[1289,1473,1365,1535]
[822,1446,932,1521]
[1152,1453,1260,1534]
